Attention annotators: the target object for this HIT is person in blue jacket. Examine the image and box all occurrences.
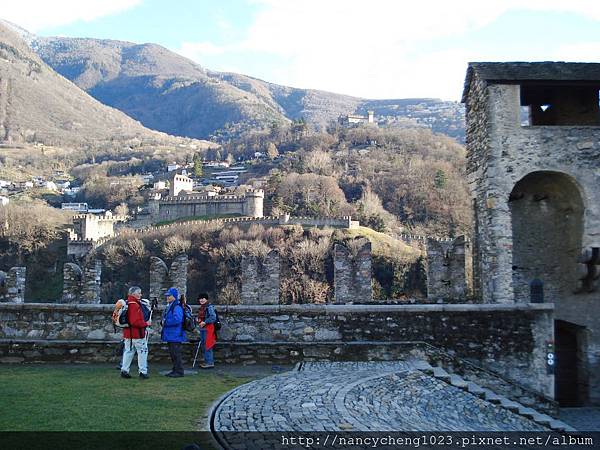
[161,287,187,377]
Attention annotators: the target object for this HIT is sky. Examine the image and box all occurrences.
[3,0,600,101]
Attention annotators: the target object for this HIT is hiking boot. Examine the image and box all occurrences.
[166,372,184,378]
[200,363,214,369]
[120,371,132,379]
[139,373,149,380]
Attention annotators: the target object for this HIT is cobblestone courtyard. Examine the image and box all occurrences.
[211,361,580,446]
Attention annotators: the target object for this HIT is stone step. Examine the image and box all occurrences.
[499,397,522,412]
[549,420,576,432]
[449,374,468,389]
[410,359,434,372]
[432,366,451,381]
[466,382,486,396]
[517,406,538,419]
[530,412,553,426]
[482,389,502,404]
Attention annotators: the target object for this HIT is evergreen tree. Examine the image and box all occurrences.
[193,153,203,178]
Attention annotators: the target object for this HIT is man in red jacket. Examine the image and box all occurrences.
[121,286,151,379]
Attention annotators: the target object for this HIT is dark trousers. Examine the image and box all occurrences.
[168,342,184,375]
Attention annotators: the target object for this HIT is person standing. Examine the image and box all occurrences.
[197,293,217,369]
[161,287,186,377]
[121,286,150,380]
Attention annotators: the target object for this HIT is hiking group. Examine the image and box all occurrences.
[113,286,219,379]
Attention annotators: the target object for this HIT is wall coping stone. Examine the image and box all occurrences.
[0,302,554,313]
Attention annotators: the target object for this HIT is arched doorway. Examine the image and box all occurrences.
[509,171,587,405]
[509,171,584,302]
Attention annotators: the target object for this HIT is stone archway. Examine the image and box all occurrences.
[509,171,584,303]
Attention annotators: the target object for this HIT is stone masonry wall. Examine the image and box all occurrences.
[465,76,600,404]
[334,240,372,303]
[0,303,554,399]
[0,267,26,303]
[61,261,101,304]
[149,254,188,301]
[426,236,473,301]
[241,250,280,305]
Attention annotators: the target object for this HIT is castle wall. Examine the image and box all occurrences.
[61,261,101,304]
[149,254,188,301]
[426,236,473,301]
[0,302,554,400]
[0,267,26,303]
[157,191,264,222]
[334,240,372,303]
[241,250,280,305]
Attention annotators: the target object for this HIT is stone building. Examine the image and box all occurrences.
[338,110,375,126]
[463,62,600,406]
[67,212,126,258]
[169,173,194,197]
[155,189,264,222]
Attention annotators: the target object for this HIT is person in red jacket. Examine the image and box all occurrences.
[121,286,151,379]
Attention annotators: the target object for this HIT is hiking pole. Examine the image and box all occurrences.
[192,339,202,368]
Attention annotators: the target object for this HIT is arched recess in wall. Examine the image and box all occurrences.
[509,171,584,303]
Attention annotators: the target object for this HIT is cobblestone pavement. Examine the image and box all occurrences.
[212,361,545,441]
[560,408,600,431]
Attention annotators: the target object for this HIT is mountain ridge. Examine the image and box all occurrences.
[0,21,211,150]
[31,34,465,141]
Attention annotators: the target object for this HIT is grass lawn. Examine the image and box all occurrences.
[0,364,250,431]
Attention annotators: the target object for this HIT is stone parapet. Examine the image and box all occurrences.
[0,302,554,399]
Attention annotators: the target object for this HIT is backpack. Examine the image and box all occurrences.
[213,306,222,331]
[114,298,152,328]
[182,303,196,332]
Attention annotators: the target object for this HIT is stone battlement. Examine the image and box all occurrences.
[72,214,127,222]
[129,215,359,235]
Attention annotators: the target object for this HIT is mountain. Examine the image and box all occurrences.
[0,21,207,149]
[31,36,465,142]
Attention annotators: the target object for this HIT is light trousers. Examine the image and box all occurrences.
[121,338,148,375]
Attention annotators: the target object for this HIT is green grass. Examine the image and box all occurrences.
[0,365,250,431]
[343,226,420,259]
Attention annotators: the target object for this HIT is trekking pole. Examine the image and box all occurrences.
[192,339,202,368]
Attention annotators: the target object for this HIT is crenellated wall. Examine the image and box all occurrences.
[0,267,26,303]
[149,254,188,301]
[426,236,473,301]
[241,250,280,305]
[61,260,102,304]
[157,189,264,221]
[334,239,372,303]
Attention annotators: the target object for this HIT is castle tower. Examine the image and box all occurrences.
[367,110,374,123]
[169,173,194,196]
[244,189,264,218]
[463,62,600,405]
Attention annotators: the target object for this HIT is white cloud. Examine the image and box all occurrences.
[553,42,600,62]
[1,0,143,32]
[179,0,600,99]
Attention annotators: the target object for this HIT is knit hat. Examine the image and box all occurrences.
[165,287,179,299]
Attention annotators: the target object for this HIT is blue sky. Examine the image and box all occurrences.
[4,0,600,100]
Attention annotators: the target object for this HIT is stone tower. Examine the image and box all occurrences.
[463,62,600,406]
[244,189,264,218]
